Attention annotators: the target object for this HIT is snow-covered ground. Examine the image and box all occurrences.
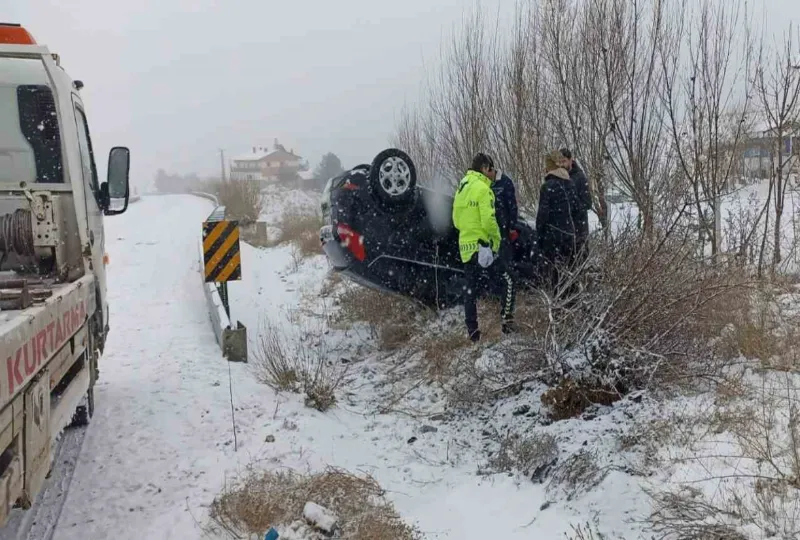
[44,187,800,539]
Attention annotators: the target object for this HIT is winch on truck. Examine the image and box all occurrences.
[0,23,130,525]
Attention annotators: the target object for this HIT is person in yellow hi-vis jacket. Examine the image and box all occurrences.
[452,153,516,342]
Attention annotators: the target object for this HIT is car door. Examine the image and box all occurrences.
[72,100,108,333]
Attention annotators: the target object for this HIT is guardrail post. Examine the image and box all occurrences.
[218,282,230,319]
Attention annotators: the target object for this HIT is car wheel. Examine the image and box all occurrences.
[369,148,417,207]
[351,163,370,174]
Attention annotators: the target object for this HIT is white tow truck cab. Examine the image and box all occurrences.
[0,23,130,524]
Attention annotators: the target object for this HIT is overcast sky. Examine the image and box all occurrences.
[1,0,798,190]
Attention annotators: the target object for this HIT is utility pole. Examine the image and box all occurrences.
[219,149,226,182]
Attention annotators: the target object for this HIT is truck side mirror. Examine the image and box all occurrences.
[103,146,130,216]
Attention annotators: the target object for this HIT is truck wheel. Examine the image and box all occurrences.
[368,149,417,207]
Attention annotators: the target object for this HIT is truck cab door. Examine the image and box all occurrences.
[71,102,108,340]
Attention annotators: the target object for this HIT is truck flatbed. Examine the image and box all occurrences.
[0,272,95,406]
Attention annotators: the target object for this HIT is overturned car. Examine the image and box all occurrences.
[319,148,540,308]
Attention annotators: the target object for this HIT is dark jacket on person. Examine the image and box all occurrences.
[568,161,591,240]
[492,171,519,238]
[536,168,579,260]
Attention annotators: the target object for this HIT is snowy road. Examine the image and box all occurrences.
[51,195,249,539]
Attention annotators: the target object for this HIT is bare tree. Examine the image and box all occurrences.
[592,0,676,239]
[484,2,554,206]
[754,26,800,271]
[392,104,441,187]
[540,0,619,230]
[661,0,755,259]
[426,9,497,184]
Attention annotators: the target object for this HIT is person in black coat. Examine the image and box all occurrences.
[491,168,519,263]
[536,151,580,293]
[560,148,592,258]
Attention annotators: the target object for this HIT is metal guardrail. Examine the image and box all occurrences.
[191,191,220,206]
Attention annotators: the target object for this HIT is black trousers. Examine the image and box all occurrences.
[539,233,576,295]
[463,253,516,334]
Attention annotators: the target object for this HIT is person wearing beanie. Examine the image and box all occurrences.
[536,150,580,294]
[452,152,516,342]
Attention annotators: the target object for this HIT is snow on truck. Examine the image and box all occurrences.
[0,23,130,524]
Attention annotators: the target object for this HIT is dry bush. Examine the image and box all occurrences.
[208,466,421,539]
[273,207,322,258]
[252,325,300,391]
[648,490,749,540]
[616,415,698,475]
[720,304,777,362]
[648,372,800,539]
[547,449,608,501]
[252,319,343,412]
[565,522,619,540]
[213,179,264,225]
[510,223,755,419]
[718,284,800,370]
[481,432,558,480]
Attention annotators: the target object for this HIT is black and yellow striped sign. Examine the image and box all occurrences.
[202,220,242,282]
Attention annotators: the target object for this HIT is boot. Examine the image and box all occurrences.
[469,328,481,343]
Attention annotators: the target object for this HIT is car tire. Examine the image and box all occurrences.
[368,148,417,207]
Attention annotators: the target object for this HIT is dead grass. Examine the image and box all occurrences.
[414,328,471,383]
[320,272,342,299]
[541,378,620,421]
[717,289,780,363]
[332,286,428,351]
[208,467,421,539]
[272,207,323,258]
[251,318,343,412]
[565,522,620,540]
[547,449,608,501]
[481,433,559,479]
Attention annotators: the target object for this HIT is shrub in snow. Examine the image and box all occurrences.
[211,178,264,225]
[252,318,343,412]
[207,467,420,539]
[507,224,753,419]
[482,433,559,481]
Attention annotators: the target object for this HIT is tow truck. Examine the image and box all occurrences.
[0,23,130,525]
